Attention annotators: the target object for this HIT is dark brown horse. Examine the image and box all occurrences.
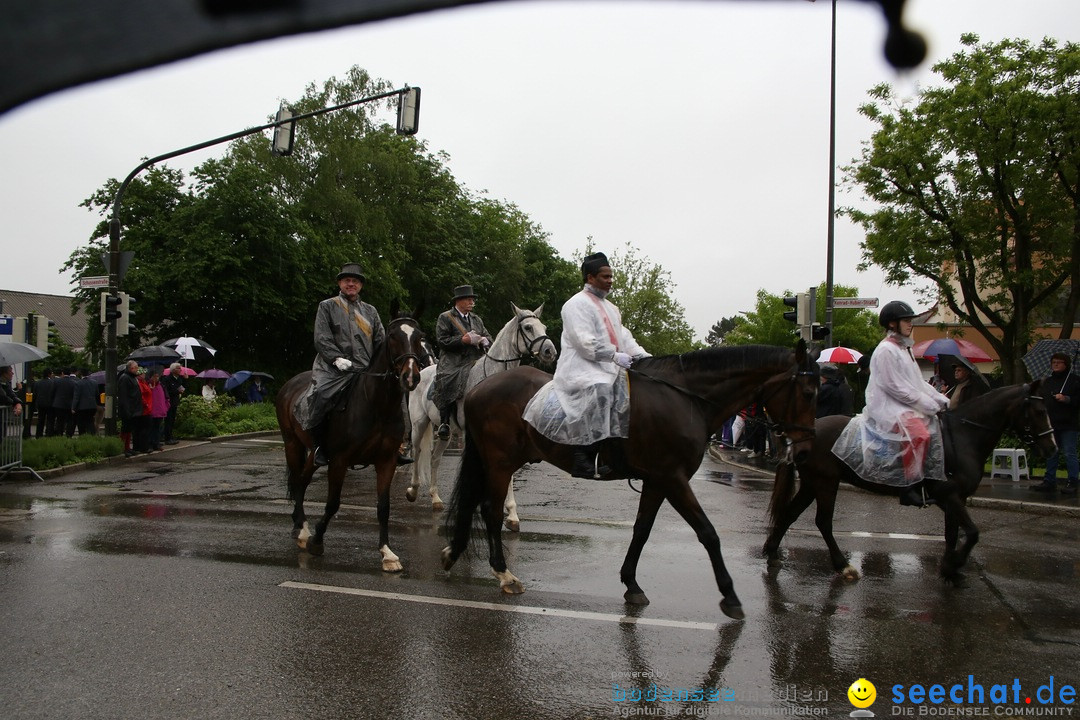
[443,341,820,620]
[764,381,1056,584]
[274,308,426,571]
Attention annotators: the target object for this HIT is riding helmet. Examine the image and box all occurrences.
[878,300,916,328]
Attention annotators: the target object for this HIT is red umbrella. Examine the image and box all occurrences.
[818,346,863,364]
[912,338,993,363]
[163,366,197,377]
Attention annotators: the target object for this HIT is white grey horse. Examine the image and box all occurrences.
[403,303,556,530]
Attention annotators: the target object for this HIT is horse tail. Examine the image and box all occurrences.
[768,461,798,533]
[444,430,487,558]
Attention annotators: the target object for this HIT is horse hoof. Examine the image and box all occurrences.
[841,565,861,582]
[500,580,525,595]
[432,500,444,512]
[306,541,324,557]
[624,591,650,606]
[504,518,520,533]
[405,487,418,503]
[382,559,403,572]
[765,555,782,568]
[720,600,745,621]
[441,546,457,571]
[943,572,967,588]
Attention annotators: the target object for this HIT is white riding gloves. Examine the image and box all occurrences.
[466,331,483,345]
[479,336,490,348]
[333,358,353,372]
[613,352,633,369]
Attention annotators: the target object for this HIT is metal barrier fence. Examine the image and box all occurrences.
[1,405,43,481]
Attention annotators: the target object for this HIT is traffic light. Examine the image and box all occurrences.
[117,292,135,336]
[782,293,810,326]
[33,315,53,352]
[396,86,421,135]
[811,324,831,342]
[100,291,121,324]
[271,103,295,156]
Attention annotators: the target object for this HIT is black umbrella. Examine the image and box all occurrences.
[162,336,217,363]
[126,345,181,363]
[937,353,990,390]
[1022,339,1080,380]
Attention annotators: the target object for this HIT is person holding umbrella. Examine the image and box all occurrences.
[161,362,186,445]
[1031,352,1079,495]
[0,366,24,417]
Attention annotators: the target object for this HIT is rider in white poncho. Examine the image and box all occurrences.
[522,252,650,478]
[832,300,949,507]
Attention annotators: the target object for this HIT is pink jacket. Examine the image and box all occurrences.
[150,382,170,418]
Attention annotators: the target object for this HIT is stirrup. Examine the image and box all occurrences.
[313,446,329,468]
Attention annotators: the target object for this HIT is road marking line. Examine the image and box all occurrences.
[279,580,718,631]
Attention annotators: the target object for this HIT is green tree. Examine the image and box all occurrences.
[842,35,1080,382]
[705,316,744,346]
[588,242,700,356]
[723,284,881,353]
[64,67,579,378]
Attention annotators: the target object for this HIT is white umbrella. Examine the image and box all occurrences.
[162,336,217,362]
[0,341,49,365]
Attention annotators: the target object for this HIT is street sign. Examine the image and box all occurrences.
[80,275,110,289]
[832,297,879,309]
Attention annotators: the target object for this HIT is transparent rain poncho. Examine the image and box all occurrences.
[522,285,647,445]
[831,333,948,487]
[832,411,945,487]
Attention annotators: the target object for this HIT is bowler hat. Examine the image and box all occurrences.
[450,285,477,303]
[337,263,367,282]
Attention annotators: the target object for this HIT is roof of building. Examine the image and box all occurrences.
[0,289,90,351]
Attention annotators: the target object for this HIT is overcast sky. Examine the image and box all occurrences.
[0,0,1076,341]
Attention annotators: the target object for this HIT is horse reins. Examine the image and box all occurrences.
[481,314,552,369]
[628,357,817,443]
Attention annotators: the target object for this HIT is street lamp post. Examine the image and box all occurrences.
[102,86,420,434]
[824,0,837,347]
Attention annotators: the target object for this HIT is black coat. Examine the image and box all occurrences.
[117,371,143,420]
[1044,369,1080,432]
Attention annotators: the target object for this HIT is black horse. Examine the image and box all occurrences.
[443,342,820,620]
[764,381,1056,583]
[274,306,426,571]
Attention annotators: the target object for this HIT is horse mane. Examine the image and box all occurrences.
[634,345,795,378]
[946,382,1026,422]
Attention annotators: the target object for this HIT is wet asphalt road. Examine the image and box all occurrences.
[1,437,1078,720]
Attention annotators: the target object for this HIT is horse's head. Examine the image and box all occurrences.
[511,302,557,367]
[386,310,426,393]
[756,339,819,464]
[1017,379,1058,458]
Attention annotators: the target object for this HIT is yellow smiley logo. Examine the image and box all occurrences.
[848,678,876,708]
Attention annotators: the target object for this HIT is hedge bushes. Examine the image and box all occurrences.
[172,395,279,439]
[20,434,124,470]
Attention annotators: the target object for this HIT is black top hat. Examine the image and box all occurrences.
[450,285,477,303]
[337,263,367,282]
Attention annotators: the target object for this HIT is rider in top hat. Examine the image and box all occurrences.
[522,251,650,479]
[432,284,491,440]
[836,300,949,507]
[295,263,392,467]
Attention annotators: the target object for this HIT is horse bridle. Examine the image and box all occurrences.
[481,313,552,368]
[370,317,424,381]
[751,365,819,443]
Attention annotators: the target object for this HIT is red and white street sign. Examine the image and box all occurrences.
[79,276,109,289]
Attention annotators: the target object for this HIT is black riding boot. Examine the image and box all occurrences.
[570,445,612,480]
[899,480,937,507]
[437,405,453,441]
[312,423,330,467]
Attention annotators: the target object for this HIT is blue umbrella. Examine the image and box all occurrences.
[224,370,251,392]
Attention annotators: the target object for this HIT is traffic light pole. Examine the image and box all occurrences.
[103,86,419,434]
